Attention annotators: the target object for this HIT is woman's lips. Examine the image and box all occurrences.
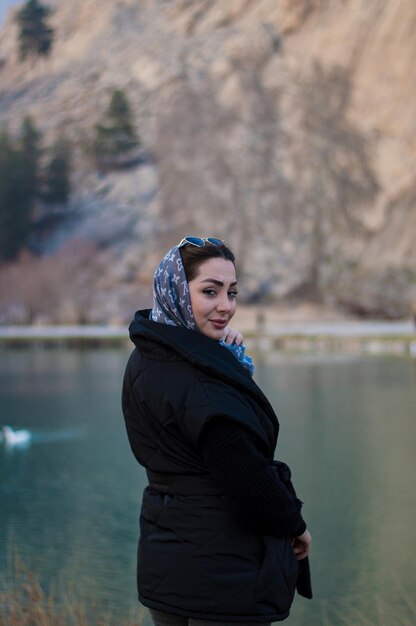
[209,319,228,328]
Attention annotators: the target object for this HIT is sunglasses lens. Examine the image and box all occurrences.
[184,236,205,247]
[178,236,224,248]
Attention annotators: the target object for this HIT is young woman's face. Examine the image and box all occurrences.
[188,257,238,340]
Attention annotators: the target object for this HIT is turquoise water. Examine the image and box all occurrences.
[0,348,415,625]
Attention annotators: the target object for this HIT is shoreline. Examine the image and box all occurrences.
[0,315,415,356]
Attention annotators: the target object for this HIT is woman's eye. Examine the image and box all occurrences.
[203,289,217,296]
[228,291,238,299]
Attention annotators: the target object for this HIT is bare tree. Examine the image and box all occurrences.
[292,63,380,299]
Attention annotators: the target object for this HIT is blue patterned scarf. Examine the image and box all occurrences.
[150,246,255,376]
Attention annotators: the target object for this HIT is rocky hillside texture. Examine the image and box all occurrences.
[0,0,415,323]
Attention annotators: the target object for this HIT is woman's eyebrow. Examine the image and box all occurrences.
[200,278,238,287]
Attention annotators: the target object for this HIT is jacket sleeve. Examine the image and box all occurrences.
[177,371,272,452]
[200,417,307,538]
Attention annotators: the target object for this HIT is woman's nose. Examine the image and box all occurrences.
[216,293,231,312]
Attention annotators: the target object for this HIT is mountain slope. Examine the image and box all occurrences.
[0,0,415,321]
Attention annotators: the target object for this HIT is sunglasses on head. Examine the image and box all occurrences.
[178,236,225,248]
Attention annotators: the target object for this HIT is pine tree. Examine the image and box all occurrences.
[16,0,54,61]
[0,128,32,260]
[20,115,41,200]
[44,136,71,205]
[94,89,139,167]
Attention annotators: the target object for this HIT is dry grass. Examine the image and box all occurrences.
[318,592,416,626]
[2,556,415,626]
[0,556,142,626]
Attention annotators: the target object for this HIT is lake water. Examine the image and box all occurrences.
[0,348,415,625]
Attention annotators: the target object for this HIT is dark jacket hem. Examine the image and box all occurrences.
[138,595,290,623]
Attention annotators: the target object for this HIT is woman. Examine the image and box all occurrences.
[122,237,312,626]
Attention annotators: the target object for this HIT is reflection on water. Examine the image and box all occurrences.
[30,426,87,444]
[0,348,415,625]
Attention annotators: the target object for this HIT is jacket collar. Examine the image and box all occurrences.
[129,309,278,429]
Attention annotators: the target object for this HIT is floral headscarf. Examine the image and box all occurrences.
[150,246,254,375]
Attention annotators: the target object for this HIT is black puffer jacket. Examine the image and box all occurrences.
[122,310,301,623]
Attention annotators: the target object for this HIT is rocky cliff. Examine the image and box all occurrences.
[0,0,415,323]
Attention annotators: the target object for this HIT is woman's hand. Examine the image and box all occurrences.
[221,326,244,346]
[292,530,312,560]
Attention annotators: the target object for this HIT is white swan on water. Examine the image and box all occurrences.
[0,426,32,446]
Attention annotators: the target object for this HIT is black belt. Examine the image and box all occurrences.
[147,462,292,497]
[146,470,224,496]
